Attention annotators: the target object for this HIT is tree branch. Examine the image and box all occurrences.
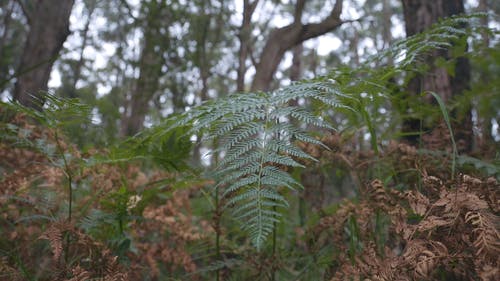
[294,0,306,24]
[251,0,345,91]
[119,0,138,22]
[297,0,343,42]
[15,0,33,24]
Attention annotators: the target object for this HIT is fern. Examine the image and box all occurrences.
[169,83,352,249]
[372,14,481,67]
[1,92,91,129]
[164,14,492,250]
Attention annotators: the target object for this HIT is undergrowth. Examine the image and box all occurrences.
[0,14,498,281]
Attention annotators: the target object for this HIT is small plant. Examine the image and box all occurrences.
[171,87,353,250]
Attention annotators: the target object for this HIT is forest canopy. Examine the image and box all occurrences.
[0,0,499,280]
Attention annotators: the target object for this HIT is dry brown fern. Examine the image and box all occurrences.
[39,221,67,262]
[465,211,500,261]
[313,173,500,281]
[37,220,129,280]
[0,257,23,281]
[128,189,212,279]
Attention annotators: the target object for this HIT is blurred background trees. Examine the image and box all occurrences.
[1,0,498,149]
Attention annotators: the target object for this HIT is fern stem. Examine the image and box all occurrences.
[213,138,221,281]
[299,194,305,227]
[255,113,271,251]
[54,130,73,264]
[272,207,277,255]
[271,205,277,281]
[215,186,221,281]
[54,130,73,222]
[271,114,279,281]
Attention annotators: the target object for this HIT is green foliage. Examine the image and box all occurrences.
[170,87,353,249]
[428,91,458,178]
[374,13,489,69]
[162,13,497,251]
[111,117,193,172]
[2,92,91,131]
[1,11,498,280]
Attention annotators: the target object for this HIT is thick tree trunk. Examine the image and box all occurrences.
[13,0,74,109]
[250,0,344,92]
[401,0,472,152]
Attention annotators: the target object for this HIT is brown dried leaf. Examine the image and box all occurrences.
[478,264,500,281]
[465,211,500,260]
[39,223,65,262]
[406,191,429,216]
[66,266,92,281]
[416,215,453,232]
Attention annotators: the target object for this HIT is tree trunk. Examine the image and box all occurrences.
[401,0,472,152]
[0,1,15,92]
[290,44,303,82]
[13,0,74,110]
[237,0,259,92]
[478,0,489,46]
[250,0,344,92]
[121,0,168,136]
[380,0,394,66]
[381,0,392,50]
[69,0,97,98]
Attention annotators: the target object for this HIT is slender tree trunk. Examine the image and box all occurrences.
[195,0,212,102]
[380,0,394,65]
[476,0,494,147]
[290,44,303,82]
[348,30,360,66]
[193,0,213,165]
[478,0,489,46]
[401,0,472,152]
[0,1,14,66]
[69,0,97,98]
[121,0,168,136]
[0,1,15,91]
[237,0,259,92]
[381,0,392,50]
[13,0,74,109]
[250,0,344,92]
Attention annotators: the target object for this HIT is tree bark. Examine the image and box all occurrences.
[121,0,168,136]
[250,0,344,92]
[381,0,392,51]
[476,0,495,147]
[290,44,303,82]
[478,0,489,46]
[13,0,74,109]
[0,1,15,91]
[237,0,259,92]
[401,0,472,152]
[69,0,97,98]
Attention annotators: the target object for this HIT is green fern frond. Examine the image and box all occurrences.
[371,13,487,68]
[79,209,116,231]
[167,80,350,250]
[2,92,91,129]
